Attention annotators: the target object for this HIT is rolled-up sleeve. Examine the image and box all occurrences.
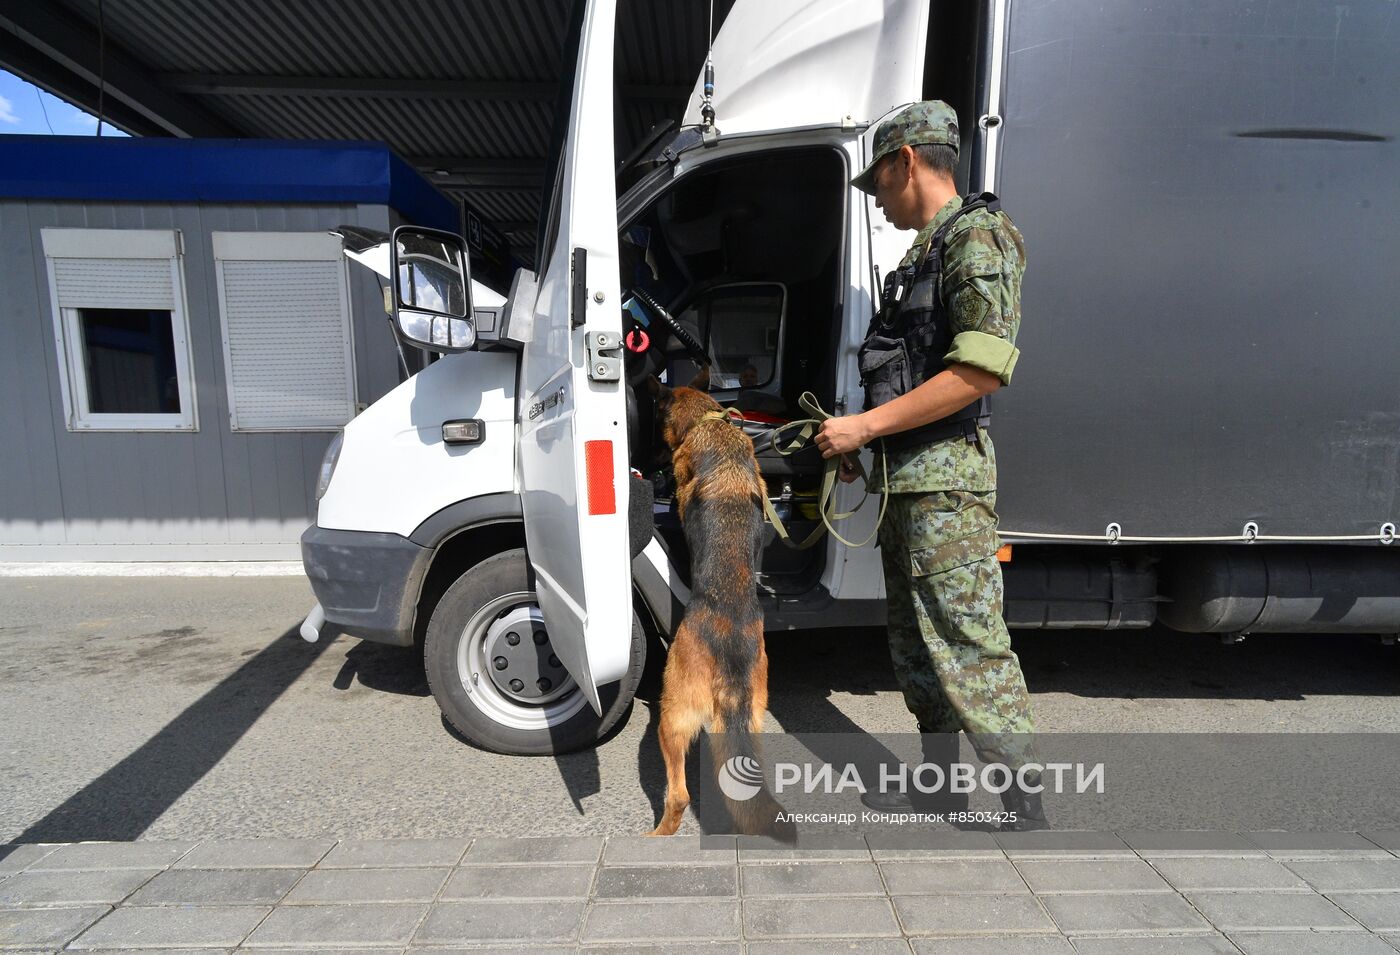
[945,329,1019,384]
[941,221,1024,386]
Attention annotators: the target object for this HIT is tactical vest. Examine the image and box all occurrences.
[859,192,999,451]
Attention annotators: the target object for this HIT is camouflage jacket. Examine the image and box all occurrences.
[879,195,1026,494]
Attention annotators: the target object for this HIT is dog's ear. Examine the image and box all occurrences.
[646,377,672,404]
[686,362,712,390]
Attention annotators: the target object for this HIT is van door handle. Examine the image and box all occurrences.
[570,247,588,328]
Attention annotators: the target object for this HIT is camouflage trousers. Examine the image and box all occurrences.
[879,488,1037,769]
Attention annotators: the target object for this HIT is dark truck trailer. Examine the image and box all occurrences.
[954,0,1400,634]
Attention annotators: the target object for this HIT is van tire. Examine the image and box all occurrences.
[424,548,645,755]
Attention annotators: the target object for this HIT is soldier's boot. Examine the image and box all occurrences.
[860,786,915,811]
[909,730,970,816]
[998,770,1050,832]
[860,728,969,815]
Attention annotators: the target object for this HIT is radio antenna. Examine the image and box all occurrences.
[700,0,716,132]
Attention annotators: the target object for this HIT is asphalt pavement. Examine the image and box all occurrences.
[7,573,1400,952]
[3,574,1400,845]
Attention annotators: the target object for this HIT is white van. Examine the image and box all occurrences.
[302,0,1400,755]
[301,0,931,754]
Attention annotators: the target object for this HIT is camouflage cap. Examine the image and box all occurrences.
[851,100,960,194]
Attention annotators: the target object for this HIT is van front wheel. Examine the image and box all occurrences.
[423,548,645,755]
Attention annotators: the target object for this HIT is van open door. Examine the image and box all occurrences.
[518,0,630,714]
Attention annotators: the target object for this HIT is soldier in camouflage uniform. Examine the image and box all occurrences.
[815,100,1044,829]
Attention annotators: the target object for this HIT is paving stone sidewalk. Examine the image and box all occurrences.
[6,831,1400,953]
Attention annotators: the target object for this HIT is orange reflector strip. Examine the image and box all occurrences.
[584,440,616,515]
[997,544,1013,563]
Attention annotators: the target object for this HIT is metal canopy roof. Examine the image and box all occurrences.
[0,0,736,266]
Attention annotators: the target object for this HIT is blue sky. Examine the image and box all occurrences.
[0,69,129,136]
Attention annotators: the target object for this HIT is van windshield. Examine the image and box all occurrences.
[619,146,846,417]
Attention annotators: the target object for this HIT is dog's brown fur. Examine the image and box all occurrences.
[646,384,793,839]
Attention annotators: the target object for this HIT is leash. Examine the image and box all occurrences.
[700,392,887,550]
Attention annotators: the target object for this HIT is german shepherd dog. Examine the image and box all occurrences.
[647,383,794,839]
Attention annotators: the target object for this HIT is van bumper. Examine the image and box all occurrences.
[300,524,430,647]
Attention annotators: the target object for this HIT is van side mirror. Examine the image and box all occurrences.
[390,227,475,351]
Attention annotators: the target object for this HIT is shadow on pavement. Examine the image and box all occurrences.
[332,640,429,696]
[437,711,606,816]
[627,624,1400,833]
[11,626,331,844]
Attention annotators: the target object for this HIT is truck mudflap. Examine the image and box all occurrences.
[300,524,431,647]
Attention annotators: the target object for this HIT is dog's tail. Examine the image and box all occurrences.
[711,709,797,843]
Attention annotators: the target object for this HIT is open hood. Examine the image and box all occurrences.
[681,0,929,136]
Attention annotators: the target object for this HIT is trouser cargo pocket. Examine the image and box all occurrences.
[905,489,1001,577]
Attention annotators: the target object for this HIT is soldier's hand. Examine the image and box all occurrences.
[815,414,872,457]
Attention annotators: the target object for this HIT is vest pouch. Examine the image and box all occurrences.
[859,334,912,411]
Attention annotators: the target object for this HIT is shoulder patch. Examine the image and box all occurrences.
[943,209,1023,279]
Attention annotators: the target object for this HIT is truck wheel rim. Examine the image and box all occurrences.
[457,591,586,730]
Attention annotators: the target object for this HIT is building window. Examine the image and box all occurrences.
[42,229,197,431]
[78,308,182,414]
[212,232,356,431]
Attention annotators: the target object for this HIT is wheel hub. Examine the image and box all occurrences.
[480,604,575,705]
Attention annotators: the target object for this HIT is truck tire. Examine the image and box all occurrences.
[424,548,645,755]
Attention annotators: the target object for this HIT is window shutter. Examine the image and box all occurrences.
[214,235,355,431]
[40,230,198,433]
[52,259,174,310]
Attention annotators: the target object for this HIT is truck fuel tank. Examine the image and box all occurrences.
[1158,547,1400,635]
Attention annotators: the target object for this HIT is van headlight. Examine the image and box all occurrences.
[316,431,344,501]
